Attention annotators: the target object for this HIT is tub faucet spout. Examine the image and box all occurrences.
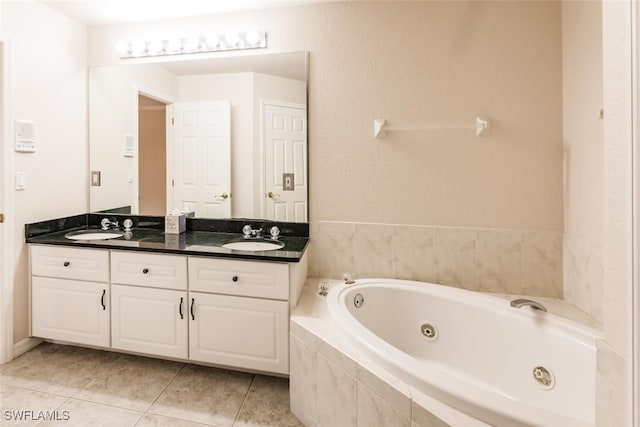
[510,298,547,312]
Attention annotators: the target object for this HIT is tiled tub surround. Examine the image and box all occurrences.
[290,278,602,427]
[563,233,604,325]
[308,222,562,298]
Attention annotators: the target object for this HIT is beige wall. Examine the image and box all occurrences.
[88,1,564,231]
[138,95,166,215]
[89,63,178,212]
[3,0,87,343]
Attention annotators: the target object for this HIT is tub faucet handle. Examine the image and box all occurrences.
[343,273,355,285]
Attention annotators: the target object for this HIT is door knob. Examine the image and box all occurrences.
[267,192,280,199]
[215,192,229,200]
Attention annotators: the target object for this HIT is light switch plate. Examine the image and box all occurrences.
[91,171,101,186]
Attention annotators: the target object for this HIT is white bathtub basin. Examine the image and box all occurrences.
[328,279,600,427]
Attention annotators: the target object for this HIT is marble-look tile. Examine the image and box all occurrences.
[235,375,303,427]
[356,363,411,418]
[354,224,394,278]
[74,354,183,412]
[0,383,68,426]
[317,337,357,377]
[410,387,489,427]
[433,228,477,290]
[357,383,410,427]
[290,320,318,348]
[392,225,434,282]
[521,231,562,297]
[316,354,356,427]
[148,364,253,427]
[135,413,211,427]
[38,398,142,427]
[289,335,317,425]
[596,373,627,427]
[597,340,627,393]
[563,234,603,322]
[1,344,119,397]
[309,222,355,279]
[476,230,522,294]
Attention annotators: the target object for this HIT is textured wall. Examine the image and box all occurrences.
[3,0,88,343]
[88,1,564,231]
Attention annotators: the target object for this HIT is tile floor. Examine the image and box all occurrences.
[0,343,303,427]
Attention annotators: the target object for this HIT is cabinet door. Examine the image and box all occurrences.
[32,277,110,347]
[189,292,289,374]
[111,285,188,359]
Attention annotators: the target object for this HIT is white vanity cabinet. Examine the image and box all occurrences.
[30,245,110,347]
[188,257,291,374]
[110,251,188,358]
[30,244,307,375]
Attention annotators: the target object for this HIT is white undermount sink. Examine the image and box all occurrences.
[221,239,284,251]
[65,230,124,241]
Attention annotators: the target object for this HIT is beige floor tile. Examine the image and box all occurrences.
[74,354,184,412]
[37,398,143,427]
[1,344,120,397]
[135,413,212,427]
[0,383,68,427]
[235,375,303,427]
[149,364,253,427]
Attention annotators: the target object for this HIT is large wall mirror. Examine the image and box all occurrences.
[89,51,308,222]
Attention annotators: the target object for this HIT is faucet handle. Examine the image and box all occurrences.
[269,226,280,239]
[242,225,253,238]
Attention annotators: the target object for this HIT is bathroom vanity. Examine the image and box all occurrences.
[26,214,308,376]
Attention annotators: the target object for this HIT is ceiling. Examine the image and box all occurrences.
[41,0,328,26]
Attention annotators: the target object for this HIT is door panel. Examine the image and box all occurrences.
[172,101,231,217]
[264,103,307,222]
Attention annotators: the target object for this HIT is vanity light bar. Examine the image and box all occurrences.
[116,30,267,58]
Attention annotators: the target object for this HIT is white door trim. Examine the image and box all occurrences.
[632,0,639,423]
[132,85,173,215]
[0,37,15,363]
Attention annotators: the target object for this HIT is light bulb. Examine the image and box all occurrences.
[115,40,130,56]
[184,36,200,52]
[148,40,164,55]
[131,39,146,56]
[245,30,261,46]
[225,32,239,47]
[205,34,219,49]
[167,38,182,53]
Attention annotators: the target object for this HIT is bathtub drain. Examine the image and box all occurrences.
[532,366,555,390]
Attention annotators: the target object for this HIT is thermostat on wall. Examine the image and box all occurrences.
[14,120,37,152]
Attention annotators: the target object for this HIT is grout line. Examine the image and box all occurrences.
[231,374,256,426]
[144,363,187,414]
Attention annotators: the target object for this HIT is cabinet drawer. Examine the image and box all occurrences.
[111,251,187,290]
[189,257,289,300]
[31,245,109,282]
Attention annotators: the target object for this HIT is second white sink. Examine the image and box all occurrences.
[221,240,284,251]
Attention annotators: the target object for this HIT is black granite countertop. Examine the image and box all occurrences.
[26,214,309,263]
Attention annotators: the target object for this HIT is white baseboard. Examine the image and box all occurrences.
[13,337,43,358]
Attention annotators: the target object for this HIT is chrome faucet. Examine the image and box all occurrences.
[510,298,547,312]
[100,218,119,230]
[242,225,263,239]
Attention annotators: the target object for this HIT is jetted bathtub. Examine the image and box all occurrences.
[327,279,600,427]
